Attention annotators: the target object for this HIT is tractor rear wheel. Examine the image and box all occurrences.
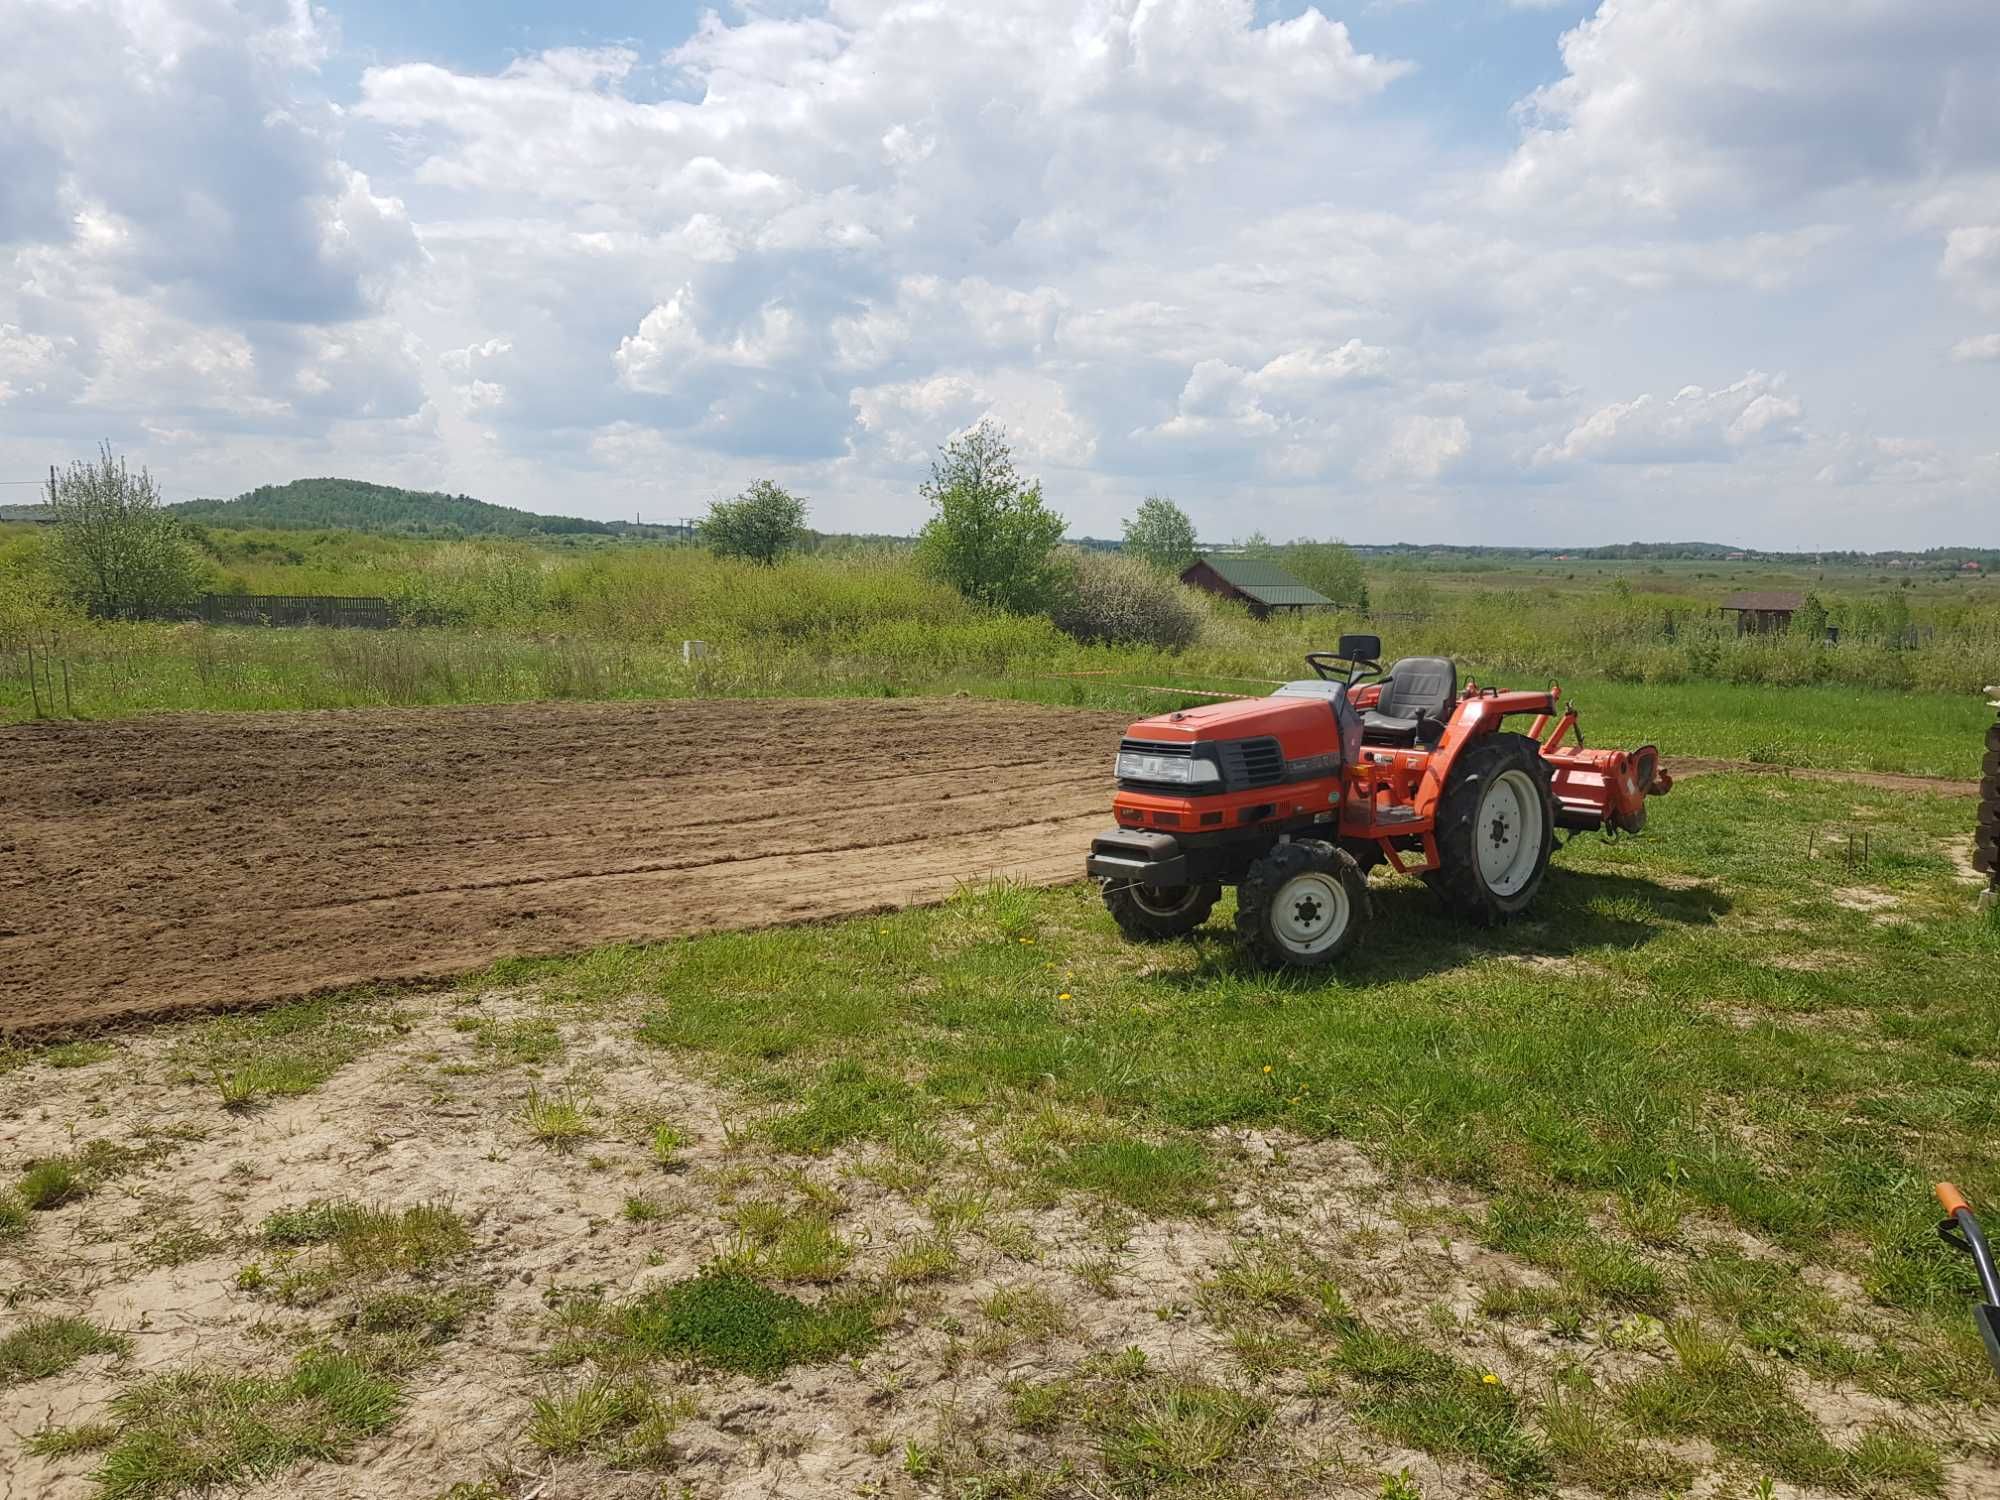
[1428,732,1556,925]
[1235,839,1369,968]
[1102,880,1220,941]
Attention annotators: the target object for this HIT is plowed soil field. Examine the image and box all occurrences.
[0,697,1131,1035]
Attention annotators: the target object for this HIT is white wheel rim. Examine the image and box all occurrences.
[1476,768,1544,898]
[1130,884,1199,917]
[1269,870,1350,955]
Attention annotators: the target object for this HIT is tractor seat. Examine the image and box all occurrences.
[1361,657,1457,747]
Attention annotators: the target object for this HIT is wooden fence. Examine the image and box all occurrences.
[198,594,394,628]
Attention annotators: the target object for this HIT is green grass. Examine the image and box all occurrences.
[255,1200,471,1303]
[7,523,1997,779]
[23,1421,119,1458]
[1332,1328,1550,1490]
[457,766,2000,1474]
[466,1016,563,1066]
[539,777,1998,1278]
[1619,1321,1943,1492]
[0,1315,129,1388]
[609,1270,879,1378]
[1482,1193,1668,1311]
[0,1193,29,1241]
[518,1084,593,1149]
[993,1361,1266,1493]
[17,1159,85,1210]
[525,1375,687,1466]
[171,994,387,1106]
[1098,1381,1270,1489]
[44,1040,115,1069]
[1043,1137,1218,1217]
[91,1354,402,1499]
[648,1120,690,1167]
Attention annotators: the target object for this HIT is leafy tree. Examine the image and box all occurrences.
[700,479,809,565]
[46,446,204,619]
[1792,591,1829,641]
[915,422,1066,612]
[1121,495,1198,573]
[1283,540,1369,609]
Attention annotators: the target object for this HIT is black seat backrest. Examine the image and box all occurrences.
[1377,657,1456,723]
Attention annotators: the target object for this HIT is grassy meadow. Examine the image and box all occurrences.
[4,521,1999,777]
[4,768,1997,1498]
[6,513,2000,1496]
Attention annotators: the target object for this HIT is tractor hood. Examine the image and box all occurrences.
[1124,681,1363,769]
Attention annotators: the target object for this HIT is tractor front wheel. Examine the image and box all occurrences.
[1236,839,1369,969]
[1102,880,1220,941]
[1428,732,1555,925]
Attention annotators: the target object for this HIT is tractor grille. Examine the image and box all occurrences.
[1218,737,1284,790]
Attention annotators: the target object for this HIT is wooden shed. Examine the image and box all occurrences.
[1180,553,1335,620]
[1720,590,1804,635]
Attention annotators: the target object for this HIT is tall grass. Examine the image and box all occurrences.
[4,524,1998,773]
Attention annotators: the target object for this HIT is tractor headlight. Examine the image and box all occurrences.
[1115,750,1221,786]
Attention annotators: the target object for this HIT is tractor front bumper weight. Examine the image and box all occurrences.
[1086,829,1188,888]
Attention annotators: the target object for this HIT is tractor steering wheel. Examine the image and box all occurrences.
[1305,650,1380,688]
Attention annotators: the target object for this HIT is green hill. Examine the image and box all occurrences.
[170,479,673,538]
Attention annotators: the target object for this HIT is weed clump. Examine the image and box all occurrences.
[613,1270,878,1378]
[91,1353,401,1498]
[17,1159,84,1211]
[255,1200,471,1303]
[1045,1138,1216,1217]
[1333,1328,1551,1490]
[519,1085,593,1149]
[0,1316,129,1388]
[1619,1321,1942,1491]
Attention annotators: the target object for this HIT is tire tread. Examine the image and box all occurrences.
[1428,732,1557,926]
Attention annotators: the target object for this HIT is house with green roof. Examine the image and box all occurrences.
[1179,552,1335,619]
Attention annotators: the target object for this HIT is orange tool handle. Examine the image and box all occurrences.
[1936,1182,1971,1216]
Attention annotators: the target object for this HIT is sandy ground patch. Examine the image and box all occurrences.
[4,987,1997,1500]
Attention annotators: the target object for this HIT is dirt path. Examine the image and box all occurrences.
[0,698,1132,1035]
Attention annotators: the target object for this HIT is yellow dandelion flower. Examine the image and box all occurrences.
[1262,1065,1273,1075]
[1059,992,1072,1001]
[1481,1372,1500,1385]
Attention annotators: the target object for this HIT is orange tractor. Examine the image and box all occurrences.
[1085,635,1671,967]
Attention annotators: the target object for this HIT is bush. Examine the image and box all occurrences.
[1049,550,1201,650]
[46,446,204,620]
[699,480,808,565]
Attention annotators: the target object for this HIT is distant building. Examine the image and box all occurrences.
[1725,551,1748,561]
[0,503,55,524]
[1180,553,1336,620]
[1720,590,1805,635]
[1962,561,1983,572]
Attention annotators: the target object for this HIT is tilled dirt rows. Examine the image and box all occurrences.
[0,698,1132,1034]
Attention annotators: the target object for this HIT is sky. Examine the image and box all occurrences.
[1,0,1997,548]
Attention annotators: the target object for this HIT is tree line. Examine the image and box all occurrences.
[697,422,1366,617]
